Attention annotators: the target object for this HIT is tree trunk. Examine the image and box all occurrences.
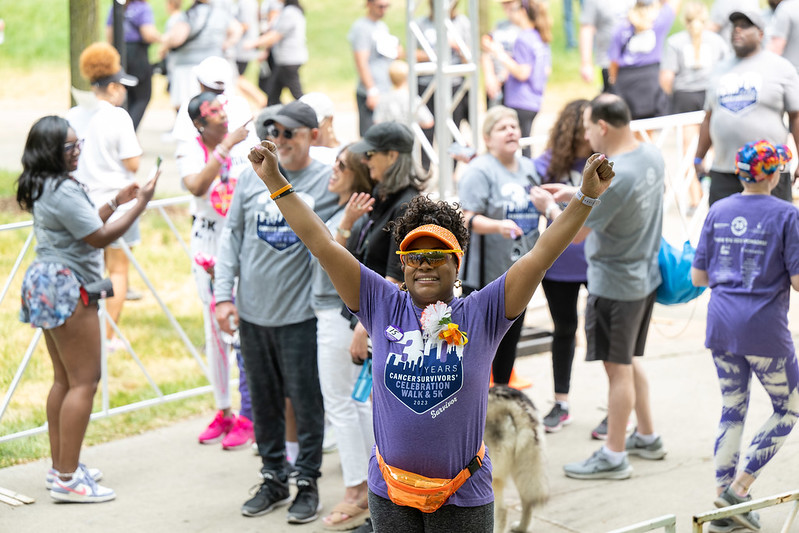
[69,0,100,104]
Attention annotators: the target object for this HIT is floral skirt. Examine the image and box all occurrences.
[19,262,81,330]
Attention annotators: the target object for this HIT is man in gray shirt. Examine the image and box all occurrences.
[214,101,338,524]
[562,94,666,481]
[768,0,799,72]
[348,0,400,135]
[695,9,799,205]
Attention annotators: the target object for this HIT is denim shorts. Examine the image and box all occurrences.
[19,261,82,329]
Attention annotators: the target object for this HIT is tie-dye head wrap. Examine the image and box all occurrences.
[735,140,792,183]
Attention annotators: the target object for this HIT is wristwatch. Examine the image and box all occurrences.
[575,189,601,207]
[337,227,352,238]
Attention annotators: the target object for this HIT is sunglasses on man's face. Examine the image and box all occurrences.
[396,249,462,268]
[64,139,84,153]
[266,125,297,140]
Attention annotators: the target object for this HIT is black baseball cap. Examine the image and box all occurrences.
[729,9,765,31]
[350,122,414,154]
[92,68,139,88]
[264,101,318,130]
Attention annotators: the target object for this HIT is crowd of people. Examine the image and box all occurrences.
[11,1,799,532]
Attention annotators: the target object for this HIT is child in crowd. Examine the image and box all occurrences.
[373,60,434,129]
[692,140,799,533]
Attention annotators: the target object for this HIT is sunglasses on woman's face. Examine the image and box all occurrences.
[64,139,84,153]
[364,150,380,161]
[396,249,462,268]
[266,125,297,140]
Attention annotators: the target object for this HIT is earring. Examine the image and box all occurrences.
[400,282,408,291]
[199,126,205,133]
[454,279,462,289]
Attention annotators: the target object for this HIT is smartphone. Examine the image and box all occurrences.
[148,156,163,181]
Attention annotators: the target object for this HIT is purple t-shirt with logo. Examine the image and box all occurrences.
[106,2,155,43]
[355,264,513,507]
[533,151,588,283]
[608,5,675,68]
[503,28,550,113]
[693,194,799,357]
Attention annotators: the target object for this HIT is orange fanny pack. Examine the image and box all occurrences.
[375,442,485,513]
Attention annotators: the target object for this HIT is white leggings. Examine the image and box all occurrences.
[315,307,374,487]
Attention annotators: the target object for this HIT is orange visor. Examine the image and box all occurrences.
[399,224,463,270]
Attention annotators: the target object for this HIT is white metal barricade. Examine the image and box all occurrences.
[607,514,677,533]
[693,490,799,533]
[0,196,218,444]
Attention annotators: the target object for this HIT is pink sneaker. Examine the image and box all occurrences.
[198,411,235,444]
[222,415,255,450]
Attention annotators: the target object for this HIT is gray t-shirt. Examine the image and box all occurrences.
[710,0,759,44]
[233,0,260,63]
[348,17,399,94]
[661,30,730,93]
[584,143,664,301]
[580,0,635,69]
[771,0,799,71]
[458,154,541,289]
[214,161,338,326]
[272,4,308,66]
[310,207,346,311]
[705,50,799,172]
[172,3,232,66]
[33,179,104,284]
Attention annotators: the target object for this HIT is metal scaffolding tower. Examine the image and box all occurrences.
[406,0,480,199]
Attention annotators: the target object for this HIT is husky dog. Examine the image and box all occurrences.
[485,385,549,533]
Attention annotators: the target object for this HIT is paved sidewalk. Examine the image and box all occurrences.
[2,291,799,532]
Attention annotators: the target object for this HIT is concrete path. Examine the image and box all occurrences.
[2,292,799,532]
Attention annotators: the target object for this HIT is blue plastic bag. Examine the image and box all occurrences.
[655,237,706,305]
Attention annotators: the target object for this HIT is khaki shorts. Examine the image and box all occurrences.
[585,291,656,365]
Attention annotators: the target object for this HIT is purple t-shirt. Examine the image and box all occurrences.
[106,1,155,43]
[503,29,550,113]
[355,264,514,507]
[693,194,799,357]
[533,151,588,283]
[607,5,675,68]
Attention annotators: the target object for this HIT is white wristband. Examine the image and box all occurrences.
[575,189,600,207]
[107,198,118,212]
[367,87,379,97]
[544,203,557,220]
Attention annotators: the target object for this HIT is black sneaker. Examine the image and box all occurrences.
[543,403,572,433]
[241,470,291,517]
[286,477,322,524]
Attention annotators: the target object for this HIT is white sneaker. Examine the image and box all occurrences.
[50,466,116,503]
[46,463,102,490]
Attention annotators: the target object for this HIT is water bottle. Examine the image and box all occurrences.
[352,358,373,402]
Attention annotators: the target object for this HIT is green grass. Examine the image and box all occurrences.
[0,205,222,468]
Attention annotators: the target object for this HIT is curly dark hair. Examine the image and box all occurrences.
[544,99,589,183]
[389,195,469,254]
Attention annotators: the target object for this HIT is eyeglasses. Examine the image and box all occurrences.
[266,125,298,140]
[336,159,348,172]
[64,139,84,153]
[396,249,463,268]
[364,150,381,161]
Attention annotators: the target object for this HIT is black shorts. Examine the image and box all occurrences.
[585,291,656,364]
[671,90,705,114]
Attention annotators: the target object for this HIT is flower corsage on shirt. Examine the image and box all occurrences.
[420,301,469,358]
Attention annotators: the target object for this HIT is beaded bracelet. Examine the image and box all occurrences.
[270,183,293,200]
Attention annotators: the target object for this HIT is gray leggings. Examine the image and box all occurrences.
[368,490,493,533]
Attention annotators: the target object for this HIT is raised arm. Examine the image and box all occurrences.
[248,141,362,310]
[503,154,613,318]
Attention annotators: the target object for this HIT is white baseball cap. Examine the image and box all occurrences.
[193,56,232,92]
[299,92,335,123]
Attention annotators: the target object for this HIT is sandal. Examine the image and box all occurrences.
[322,501,370,531]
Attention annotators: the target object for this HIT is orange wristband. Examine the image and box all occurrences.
[270,183,292,200]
